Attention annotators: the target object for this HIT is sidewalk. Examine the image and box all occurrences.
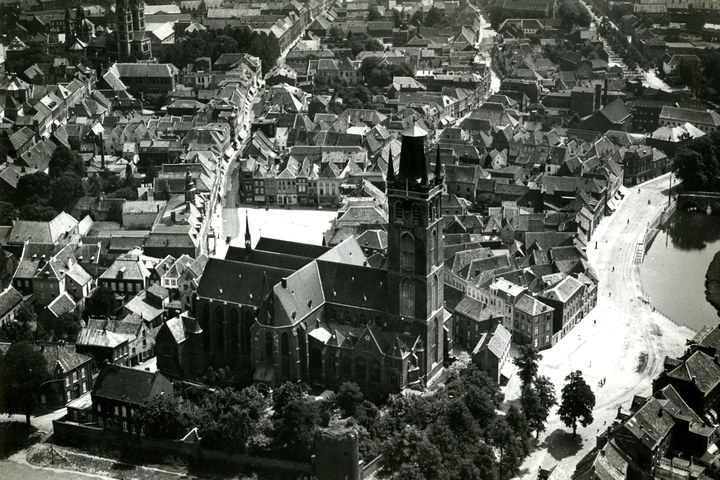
[511,174,693,477]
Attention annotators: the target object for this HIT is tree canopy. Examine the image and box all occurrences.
[513,345,542,388]
[558,370,596,436]
[0,342,51,425]
[160,27,280,74]
[49,145,86,178]
[673,132,720,191]
[558,0,591,30]
[84,286,117,318]
[521,375,557,438]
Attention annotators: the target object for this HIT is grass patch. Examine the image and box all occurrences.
[0,422,41,459]
[636,352,649,373]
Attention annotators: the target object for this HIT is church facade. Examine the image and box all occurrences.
[161,127,449,395]
[110,0,152,60]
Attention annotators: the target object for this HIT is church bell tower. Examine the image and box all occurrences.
[386,125,445,385]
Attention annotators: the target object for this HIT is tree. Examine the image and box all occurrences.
[14,172,52,206]
[487,416,524,480]
[137,394,186,439]
[19,204,58,221]
[51,173,85,212]
[272,381,305,418]
[513,345,542,388]
[336,382,364,417]
[674,147,716,191]
[558,0,591,30]
[382,425,445,480]
[273,397,320,460]
[108,201,123,225]
[0,308,37,343]
[84,286,116,318]
[0,201,18,226]
[558,370,596,436]
[192,386,266,452]
[521,375,556,438]
[505,406,532,456]
[38,311,83,342]
[423,7,446,28]
[0,342,51,425]
[49,145,86,178]
[368,6,383,21]
[392,9,402,27]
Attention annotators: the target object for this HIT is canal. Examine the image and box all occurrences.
[640,210,720,332]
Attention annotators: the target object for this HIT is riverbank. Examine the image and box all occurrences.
[706,251,720,318]
[512,173,693,477]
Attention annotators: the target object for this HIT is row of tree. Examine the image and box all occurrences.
[133,348,596,479]
[324,28,384,58]
[514,346,596,438]
[0,145,87,223]
[160,27,280,75]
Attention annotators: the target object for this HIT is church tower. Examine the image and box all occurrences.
[386,125,445,385]
[244,212,252,252]
[114,0,151,59]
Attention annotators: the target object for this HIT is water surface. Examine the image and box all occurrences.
[640,210,720,332]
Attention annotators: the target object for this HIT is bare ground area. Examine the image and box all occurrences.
[508,173,694,477]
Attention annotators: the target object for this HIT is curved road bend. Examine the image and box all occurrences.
[514,173,693,477]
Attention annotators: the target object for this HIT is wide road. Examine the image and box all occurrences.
[0,459,111,480]
[509,173,693,477]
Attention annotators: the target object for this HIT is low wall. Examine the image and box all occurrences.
[53,419,313,476]
[642,200,676,252]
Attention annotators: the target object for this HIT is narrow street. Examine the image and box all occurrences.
[510,173,693,476]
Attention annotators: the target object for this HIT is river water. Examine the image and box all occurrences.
[640,211,720,332]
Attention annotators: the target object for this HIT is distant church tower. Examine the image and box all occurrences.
[114,0,151,60]
[244,212,252,252]
[386,125,445,385]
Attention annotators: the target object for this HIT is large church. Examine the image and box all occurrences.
[156,126,449,395]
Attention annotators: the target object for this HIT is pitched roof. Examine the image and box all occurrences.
[196,258,292,305]
[40,343,91,373]
[92,365,173,405]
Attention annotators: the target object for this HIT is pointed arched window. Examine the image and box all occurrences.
[400,278,415,318]
[400,233,414,271]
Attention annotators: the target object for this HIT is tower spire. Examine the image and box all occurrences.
[387,148,396,184]
[245,211,251,252]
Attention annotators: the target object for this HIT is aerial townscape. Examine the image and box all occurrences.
[3,0,720,478]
